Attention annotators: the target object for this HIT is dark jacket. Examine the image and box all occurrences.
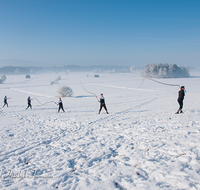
[4,97,7,103]
[28,98,32,104]
[178,90,185,100]
[57,100,63,107]
[99,97,105,104]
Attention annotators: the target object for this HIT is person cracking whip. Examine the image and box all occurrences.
[26,96,33,109]
[176,86,185,114]
[2,96,11,107]
[55,98,65,113]
[80,81,109,114]
[97,93,109,114]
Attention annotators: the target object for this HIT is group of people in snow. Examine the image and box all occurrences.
[2,93,109,114]
[2,87,185,114]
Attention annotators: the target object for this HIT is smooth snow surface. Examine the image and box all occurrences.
[0,72,200,190]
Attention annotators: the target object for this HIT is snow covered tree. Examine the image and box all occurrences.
[140,63,190,78]
[55,76,61,82]
[14,68,20,74]
[1,74,6,82]
[58,86,73,97]
[130,66,135,73]
[50,81,55,85]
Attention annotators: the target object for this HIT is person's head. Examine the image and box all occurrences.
[5,96,7,98]
[181,86,185,90]
[59,98,61,101]
[100,93,103,97]
[28,96,30,99]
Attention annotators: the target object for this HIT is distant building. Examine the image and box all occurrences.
[26,74,31,78]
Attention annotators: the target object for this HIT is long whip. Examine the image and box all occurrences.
[138,77,180,88]
[33,98,56,106]
[80,81,99,101]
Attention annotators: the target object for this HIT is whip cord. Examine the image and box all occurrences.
[33,98,56,106]
[80,81,99,101]
[138,78,180,88]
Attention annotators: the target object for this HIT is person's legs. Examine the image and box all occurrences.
[176,99,183,113]
[179,99,183,113]
[103,104,109,114]
[58,106,61,112]
[99,104,103,114]
[98,104,109,114]
[61,105,65,112]
[26,103,32,109]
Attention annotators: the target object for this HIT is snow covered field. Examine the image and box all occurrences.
[0,71,200,190]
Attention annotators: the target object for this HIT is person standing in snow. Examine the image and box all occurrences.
[97,93,109,114]
[26,96,33,109]
[2,96,10,107]
[176,86,185,114]
[56,98,65,113]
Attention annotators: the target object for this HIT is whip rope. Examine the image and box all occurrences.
[33,98,43,104]
[80,81,99,101]
[36,101,56,107]
[138,78,180,88]
[33,98,56,107]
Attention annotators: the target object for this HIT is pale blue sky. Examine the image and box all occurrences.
[0,0,199,67]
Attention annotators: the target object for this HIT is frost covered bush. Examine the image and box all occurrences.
[130,66,135,73]
[55,76,61,82]
[50,76,61,85]
[66,69,70,74]
[50,81,55,85]
[58,86,73,97]
[14,68,19,74]
[140,63,190,78]
[1,74,6,82]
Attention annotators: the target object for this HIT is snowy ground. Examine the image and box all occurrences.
[0,71,200,190]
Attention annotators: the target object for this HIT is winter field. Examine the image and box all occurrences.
[0,71,200,190]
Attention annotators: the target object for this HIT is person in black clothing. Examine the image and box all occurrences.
[176,86,185,114]
[56,98,65,113]
[26,96,33,109]
[2,96,10,107]
[97,93,109,114]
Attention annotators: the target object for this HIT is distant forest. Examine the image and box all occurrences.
[0,65,131,74]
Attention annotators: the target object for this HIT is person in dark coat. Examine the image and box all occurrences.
[26,96,33,109]
[98,93,109,114]
[2,96,10,107]
[176,86,185,114]
[56,98,65,112]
